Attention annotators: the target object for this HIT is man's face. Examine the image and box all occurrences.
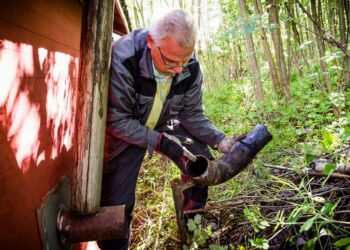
[147,34,195,76]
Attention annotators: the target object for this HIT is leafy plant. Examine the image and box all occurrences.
[249,238,269,250]
[243,207,270,233]
[334,238,350,249]
[209,244,228,250]
[185,214,212,249]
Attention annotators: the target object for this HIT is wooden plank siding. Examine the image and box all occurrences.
[0,0,82,248]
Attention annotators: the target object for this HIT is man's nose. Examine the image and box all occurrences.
[173,66,183,74]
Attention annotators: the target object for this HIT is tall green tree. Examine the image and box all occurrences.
[338,0,350,88]
[268,0,291,102]
[239,0,263,101]
[253,0,280,94]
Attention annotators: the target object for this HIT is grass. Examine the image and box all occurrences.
[130,156,180,249]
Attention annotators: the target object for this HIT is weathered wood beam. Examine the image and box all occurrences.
[72,0,114,215]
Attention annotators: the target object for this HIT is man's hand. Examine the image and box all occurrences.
[218,134,246,154]
[158,133,184,162]
[157,133,197,172]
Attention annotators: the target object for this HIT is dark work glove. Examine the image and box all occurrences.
[218,134,246,154]
[157,133,188,173]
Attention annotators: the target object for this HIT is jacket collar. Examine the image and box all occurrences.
[139,44,191,85]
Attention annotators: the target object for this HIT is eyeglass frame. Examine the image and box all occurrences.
[157,46,196,68]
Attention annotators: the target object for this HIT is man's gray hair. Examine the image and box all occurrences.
[149,9,198,48]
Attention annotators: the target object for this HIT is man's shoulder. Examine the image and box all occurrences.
[111,29,148,61]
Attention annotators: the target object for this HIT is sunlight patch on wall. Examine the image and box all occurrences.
[0,39,78,173]
[0,41,21,106]
[0,41,40,172]
[38,47,48,70]
[46,51,78,159]
[8,92,41,172]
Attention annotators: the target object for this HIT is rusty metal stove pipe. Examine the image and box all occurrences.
[187,124,272,186]
[57,205,128,244]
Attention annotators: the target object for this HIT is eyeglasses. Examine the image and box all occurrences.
[157,46,195,68]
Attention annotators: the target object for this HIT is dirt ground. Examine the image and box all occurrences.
[167,171,350,249]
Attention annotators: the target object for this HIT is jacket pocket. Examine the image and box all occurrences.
[168,94,184,116]
[151,94,185,127]
[134,94,153,124]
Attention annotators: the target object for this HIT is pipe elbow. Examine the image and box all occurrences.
[186,124,273,186]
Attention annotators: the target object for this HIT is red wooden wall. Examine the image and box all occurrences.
[0,0,82,248]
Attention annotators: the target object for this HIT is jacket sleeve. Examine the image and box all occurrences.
[106,45,160,153]
[178,66,225,148]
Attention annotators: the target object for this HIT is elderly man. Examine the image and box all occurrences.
[99,9,235,250]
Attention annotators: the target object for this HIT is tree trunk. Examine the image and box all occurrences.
[296,0,350,57]
[227,39,237,80]
[148,0,154,27]
[338,0,350,89]
[286,0,303,76]
[197,0,202,54]
[229,52,237,80]
[268,0,291,103]
[295,3,311,67]
[134,0,145,27]
[328,0,336,36]
[296,6,305,45]
[190,0,195,14]
[345,0,350,86]
[305,9,314,58]
[253,0,280,92]
[286,2,292,80]
[237,43,244,77]
[318,0,324,28]
[132,0,141,27]
[239,0,263,101]
[72,0,114,215]
[345,0,350,36]
[311,0,333,93]
[310,0,340,115]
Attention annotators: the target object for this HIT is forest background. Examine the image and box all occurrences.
[121,0,350,249]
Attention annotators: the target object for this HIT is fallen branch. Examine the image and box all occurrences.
[184,201,245,215]
[317,145,350,160]
[262,164,294,171]
[268,227,287,241]
[262,163,350,180]
[308,170,350,180]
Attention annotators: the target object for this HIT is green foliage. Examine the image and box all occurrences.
[249,238,269,249]
[300,217,315,233]
[209,244,228,250]
[185,214,212,249]
[302,237,317,250]
[323,162,335,175]
[280,175,340,235]
[243,207,270,233]
[322,130,335,151]
[272,209,286,231]
[334,238,350,248]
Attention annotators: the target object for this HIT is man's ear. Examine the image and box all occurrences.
[146,34,153,49]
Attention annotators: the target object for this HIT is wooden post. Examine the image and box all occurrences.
[71,0,115,215]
